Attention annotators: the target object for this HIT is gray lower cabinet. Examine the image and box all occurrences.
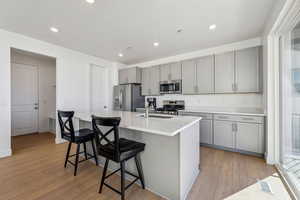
[214,120,235,149]
[179,111,265,156]
[236,122,264,154]
[200,119,213,144]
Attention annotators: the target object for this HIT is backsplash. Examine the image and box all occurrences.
[146,93,263,109]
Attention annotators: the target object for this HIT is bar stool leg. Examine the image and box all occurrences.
[135,155,145,189]
[83,142,88,160]
[91,139,99,165]
[99,159,109,193]
[64,142,72,168]
[74,144,80,176]
[120,161,125,200]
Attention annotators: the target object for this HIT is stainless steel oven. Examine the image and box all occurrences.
[159,80,182,94]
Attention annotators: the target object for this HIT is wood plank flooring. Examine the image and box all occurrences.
[0,133,275,200]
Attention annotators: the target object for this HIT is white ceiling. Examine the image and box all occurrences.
[0,0,276,64]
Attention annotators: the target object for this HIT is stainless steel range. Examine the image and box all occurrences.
[155,100,185,115]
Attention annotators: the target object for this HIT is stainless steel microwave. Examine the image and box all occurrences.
[159,80,182,94]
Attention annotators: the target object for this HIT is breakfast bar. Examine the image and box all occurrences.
[73,111,201,200]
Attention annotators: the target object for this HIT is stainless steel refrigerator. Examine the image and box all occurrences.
[113,84,145,111]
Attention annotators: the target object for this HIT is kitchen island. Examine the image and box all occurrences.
[73,111,201,200]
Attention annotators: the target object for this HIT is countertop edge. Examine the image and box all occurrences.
[75,115,202,137]
[178,110,266,117]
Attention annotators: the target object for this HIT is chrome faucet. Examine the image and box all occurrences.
[145,106,149,118]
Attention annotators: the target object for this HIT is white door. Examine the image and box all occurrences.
[90,64,109,112]
[11,63,38,136]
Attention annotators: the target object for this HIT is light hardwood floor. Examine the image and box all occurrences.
[0,133,275,200]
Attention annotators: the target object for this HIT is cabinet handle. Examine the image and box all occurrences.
[168,73,171,81]
[232,123,235,132]
[235,83,238,91]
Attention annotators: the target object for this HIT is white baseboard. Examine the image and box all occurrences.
[0,148,12,158]
[55,137,66,144]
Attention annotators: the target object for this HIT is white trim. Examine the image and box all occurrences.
[0,148,12,158]
[266,0,300,165]
[128,37,262,68]
[55,137,66,144]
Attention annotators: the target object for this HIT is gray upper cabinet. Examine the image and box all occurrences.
[235,47,261,93]
[160,62,182,82]
[141,66,160,96]
[214,51,235,93]
[141,67,150,96]
[182,59,197,94]
[160,64,170,82]
[196,55,214,94]
[170,62,182,80]
[119,67,141,84]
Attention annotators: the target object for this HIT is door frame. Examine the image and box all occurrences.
[267,0,300,198]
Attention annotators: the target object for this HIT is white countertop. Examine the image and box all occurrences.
[75,111,201,137]
[179,107,265,116]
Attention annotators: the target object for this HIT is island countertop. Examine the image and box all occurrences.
[75,111,201,137]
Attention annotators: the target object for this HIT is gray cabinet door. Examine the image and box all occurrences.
[149,66,160,95]
[214,120,235,148]
[170,62,182,80]
[215,51,235,93]
[182,59,197,94]
[141,68,150,95]
[235,47,260,93]
[196,55,214,94]
[200,119,213,144]
[119,69,128,84]
[236,122,264,154]
[160,64,170,82]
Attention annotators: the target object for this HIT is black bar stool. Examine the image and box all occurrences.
[92,115,145,200]
[58,111,98,176]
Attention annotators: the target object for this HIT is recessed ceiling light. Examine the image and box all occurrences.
[209,24,216,30]
[153,42,159,47]
[118,53,123,57]
[50,27,59,33]
[86,0,95,4]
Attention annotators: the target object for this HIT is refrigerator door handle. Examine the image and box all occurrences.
[119,90,123,109]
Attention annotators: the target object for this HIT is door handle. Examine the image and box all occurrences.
[34,107,39,110]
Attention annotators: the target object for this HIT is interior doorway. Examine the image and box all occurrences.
[10,48,56,152]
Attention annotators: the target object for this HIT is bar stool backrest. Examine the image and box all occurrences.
[58,110,75,142]
[91,115,121,161]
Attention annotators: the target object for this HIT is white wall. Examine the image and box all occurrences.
[0,29,119,158]
[11,50,56,133]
